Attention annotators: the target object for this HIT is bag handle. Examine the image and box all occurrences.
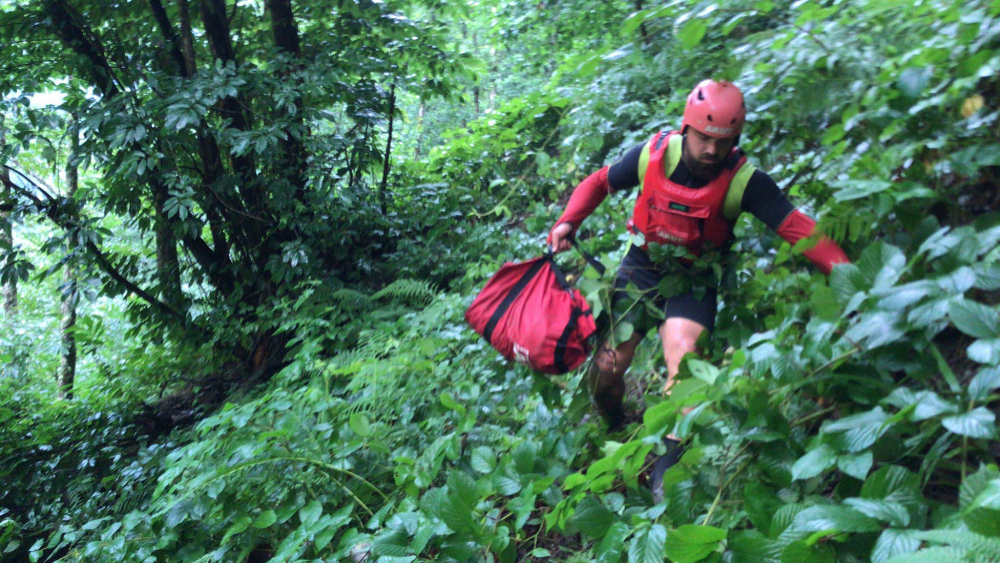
[544,237,606,292]
[569,238,606,277]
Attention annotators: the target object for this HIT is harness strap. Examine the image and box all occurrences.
[664,133,683,178]
[724,163,756,220]
[638,132,683,186]
[637,134,657,182]
[554,308,592,373]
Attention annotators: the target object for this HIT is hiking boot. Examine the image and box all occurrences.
[650,438,684,504]
[606,409,643,434]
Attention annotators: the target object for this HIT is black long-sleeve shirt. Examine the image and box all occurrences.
[607,142,795,230]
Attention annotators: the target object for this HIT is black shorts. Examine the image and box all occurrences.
[610,245,718,333]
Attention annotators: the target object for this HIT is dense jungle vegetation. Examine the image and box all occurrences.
[2,0,1000,561]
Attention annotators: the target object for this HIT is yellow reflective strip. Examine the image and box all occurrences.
[665,134,683,178]
[724,163,756,220]
[638,141,651,185]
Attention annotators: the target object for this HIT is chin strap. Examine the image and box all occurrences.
[776,210,851,275]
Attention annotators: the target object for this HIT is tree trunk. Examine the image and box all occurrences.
[1,113,16,314]
[152,181,184,307]
[266,0,308,198]
[472,30,480,116]
[490,46,498,110]
[59,116,79,400]
[414,100,425,159]
[379,83,395,215]
[635,0,650,45]
[177,0,198,76]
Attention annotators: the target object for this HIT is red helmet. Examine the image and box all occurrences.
[681,80,746,138]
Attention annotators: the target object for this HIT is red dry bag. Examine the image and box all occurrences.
[465,243,604,375]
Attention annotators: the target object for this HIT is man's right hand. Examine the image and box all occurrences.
[547,222,574,254]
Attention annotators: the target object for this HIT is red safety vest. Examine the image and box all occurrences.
[629,131,749,254]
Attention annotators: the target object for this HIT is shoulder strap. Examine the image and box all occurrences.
[723,161,757,221]
[637,134,658,183]
[664,133,683,178]
[638,132,683,185]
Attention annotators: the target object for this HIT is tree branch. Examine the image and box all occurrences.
[42,0,121,97]
[85,240,186,321]
[1,166,187,322]
[145,0,190,77]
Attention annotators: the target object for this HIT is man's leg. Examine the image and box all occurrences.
[650,309,712,502]
[658,317,708,392]
[588,331,644,428]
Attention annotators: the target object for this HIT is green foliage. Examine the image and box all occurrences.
[5,0,1000,562]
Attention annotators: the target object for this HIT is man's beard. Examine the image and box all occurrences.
[687,158,724,181]
[681,138,725,181]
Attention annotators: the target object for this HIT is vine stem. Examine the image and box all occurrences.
[790,404,836,427]
[702,458,750,526]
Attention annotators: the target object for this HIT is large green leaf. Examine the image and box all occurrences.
[677,19,709,50]
[781,541,834,563]
[961,466,1000,508]
[912,391,959,421]
[769,504,805,539]
[861,466,924,514]
[972,479,1000,510]
[949,299,1000,339]
[663,525,727,563]
[942,407,997,438]
[628,524,667,563]
[727,530,783,563]
[884,547,968,563]
[832,179,893,202]
[470,446,496,474]
[837,451,874,480]
[823,407,893,452]
[252,510,277,529]
[856,243,907,289]
[349,412,372,437]
[299,500,323,528]
[970,366,1000,401]
[960,466,1000,536]
[896,66,934,98]
[872,529,921,563]
[779,505,880,543]
[371,529,411,558]
[744,483,783,536]
[968,338,1000,365]
[440,472,479,534]
[570,497,614,540]
[597,522,632,563]
[842,498,910,527]
[791,445,836,481]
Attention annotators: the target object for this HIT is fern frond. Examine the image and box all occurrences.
[914,530,1000,559]
[329,288,373,311]
[884,546,969,563]
[372,279,437,306]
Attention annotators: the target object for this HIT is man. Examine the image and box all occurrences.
[547,80,849,496]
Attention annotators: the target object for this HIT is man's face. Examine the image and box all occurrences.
[682,129,737,180]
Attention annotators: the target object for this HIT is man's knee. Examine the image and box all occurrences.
[662,332,699,359]
[659,319,706,362]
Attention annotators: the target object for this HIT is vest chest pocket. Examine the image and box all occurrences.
[644,191,712,248]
